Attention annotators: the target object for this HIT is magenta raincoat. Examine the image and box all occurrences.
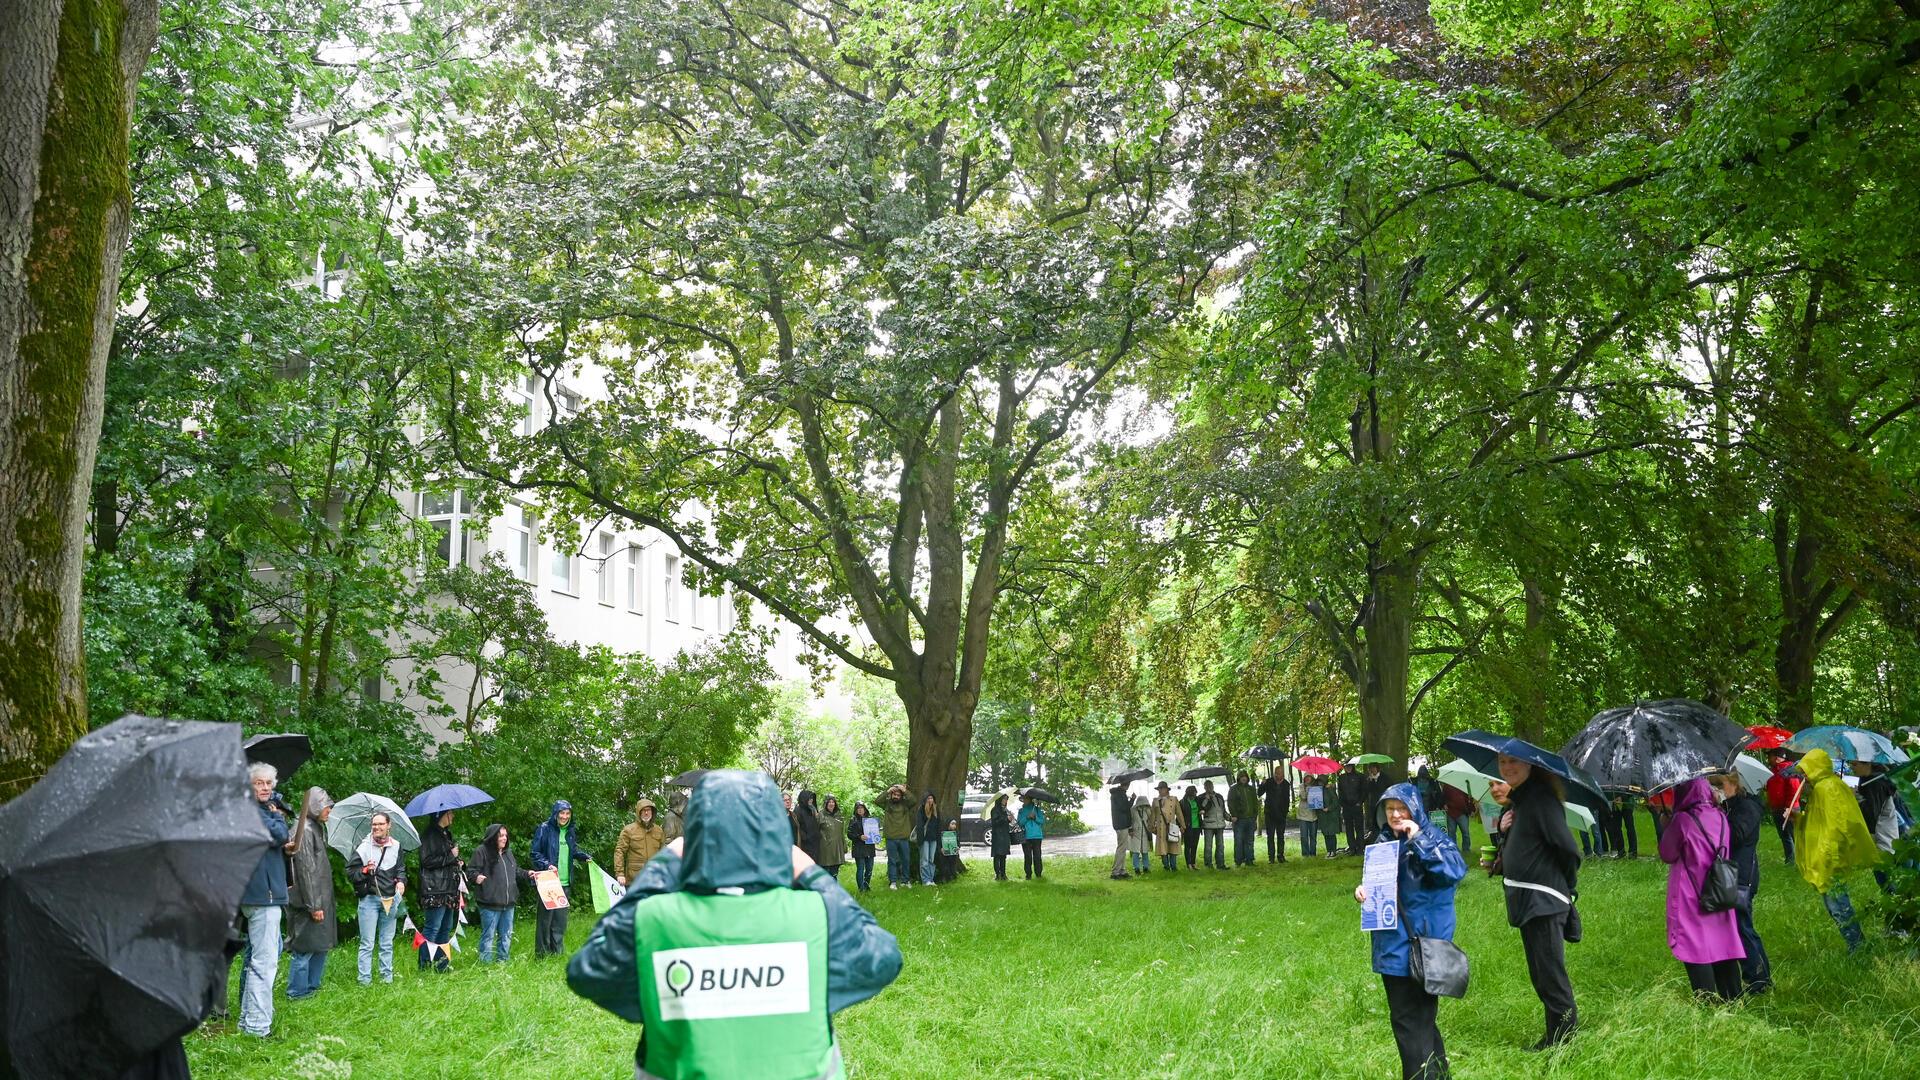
[1658,778,1745,965]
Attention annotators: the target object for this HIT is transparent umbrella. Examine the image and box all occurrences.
[328,792,421,860]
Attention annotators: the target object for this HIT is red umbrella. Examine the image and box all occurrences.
[1746,725,1793,751]
[1292,755,1340,775]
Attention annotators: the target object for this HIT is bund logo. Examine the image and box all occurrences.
[664,959,695,998]
[653,941,810,1021]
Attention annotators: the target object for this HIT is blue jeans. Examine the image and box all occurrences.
[1824,887,1865,951]
[1233,819,1256,864]
[854,855,875,891]
[920,839,938,884]
[886,839,911,884]
[1301,819,1319,856]
[357,895,398,983]
[1444,813,1471,851]
[286,950,327,999]
[478,906,515,962]
[1204,829,1225,867]
[419,904,454,971]
[238,905,282,1035]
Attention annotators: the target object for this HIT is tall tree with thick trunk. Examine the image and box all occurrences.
[0,0,158,799]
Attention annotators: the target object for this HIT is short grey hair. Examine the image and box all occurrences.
[247,762,278,784]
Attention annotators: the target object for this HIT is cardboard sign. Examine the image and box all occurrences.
[534,869,569,910]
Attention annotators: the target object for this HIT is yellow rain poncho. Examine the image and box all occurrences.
[1792,749,1882,893]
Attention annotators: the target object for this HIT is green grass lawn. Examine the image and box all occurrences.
[188,826,1919,1079]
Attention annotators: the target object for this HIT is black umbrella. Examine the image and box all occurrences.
[1561,699,1751,797]
[243,731,311,783]
[667,769,712,788]
[1246,745,1287,761]
[1107,767,1153,785]
[1177,765,1229,781]
[1443,730,1609,815]
[0,715,270,1080]
[1020,787,1063,803]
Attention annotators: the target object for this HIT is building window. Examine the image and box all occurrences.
[496,504,533,582]
[548,532,578,595]
[595,532,617,606]
[662,554,680,621]
[420,490,468,567]
[511,372,539,438]
[626,545,643,613]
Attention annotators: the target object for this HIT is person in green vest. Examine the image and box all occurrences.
[531,799,593,958]
[568,770,903,1080]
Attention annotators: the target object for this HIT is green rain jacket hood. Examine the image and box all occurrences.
[680,769,794,895]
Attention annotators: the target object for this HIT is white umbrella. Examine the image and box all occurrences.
[1437,759,1502,801]
[1564,800,1596,835]
[1731,754,1772,795]
[328,792,421,859]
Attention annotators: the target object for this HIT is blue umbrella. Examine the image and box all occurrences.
[404,783,495,817]
[1788,725,1910,767]
[1442,729,1608,814]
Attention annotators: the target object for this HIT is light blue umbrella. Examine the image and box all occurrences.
[404,783,495,818]
[1788,725,1910,767]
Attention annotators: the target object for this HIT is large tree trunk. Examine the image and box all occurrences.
[0,0,159,800]
[1772,506,1861,729]
[900,682,973,821]
[1357,554,1416,780]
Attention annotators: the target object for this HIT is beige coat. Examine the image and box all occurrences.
[614,799,666,883]
[1150,795,1181,855]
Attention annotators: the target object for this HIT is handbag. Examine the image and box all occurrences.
[1697,811,1745,914]
[1407,935,1470,999]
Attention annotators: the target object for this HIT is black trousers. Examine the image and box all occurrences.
[1183,828,1200,868]
[535,887,571,957]
[992,850,1008,879]
[1684,960,1741,1001]
[1611,805,1638,856]
[1771,810,1795,864]
[1518,912,1576,1022]
[1735,885,1771,990]
[1265,818,1287,860]
[1021,839,1043,878]
[1342,803,1365,853]
[1382,973,1450,1080]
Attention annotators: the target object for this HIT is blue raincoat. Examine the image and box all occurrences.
[1367,782,1468,977]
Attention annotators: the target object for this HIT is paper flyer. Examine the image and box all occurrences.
[1361,840,1400,932]
[862,817,882,845]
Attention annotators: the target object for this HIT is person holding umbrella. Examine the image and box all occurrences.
[1338,764,1366,856]
[1792,749,1883,951]
[530,800,592,957]
[1362,761,1391,834]
[987,793,1015,880]
[237,762,291,1038]
[1353,782,1466,1080]
[1497,753,1582,1050]
[1180,785,1202,868]
[285,787,336,1000]
[1763,748,1798,865]
[417,810,463,972]
[347,812,406,984]
[1260,768,1292,864]
[1710,772,1771,994]
[468,823,533,962]
[1017,790,1048,879]
[1108,779,1135,881]
[1657,777,1745,1001]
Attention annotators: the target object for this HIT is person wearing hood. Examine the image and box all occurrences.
[987,793,1015,880]
[616,798,667,887]
[795,790,825,865]
[1129,795,1154,875]
[1792,749,1883,951]
[1658,778,1745,1000]
[1228,771,1259,867]
[531,799,593,957]
[881,784,915,888]
[567,770,903,1079]
[286,787,336,1000]
[1017,791,1047,879]
[1353,783,1466,1080]
[913,791,943,886]
[848,801,879,891]
[1498,756,1581,1051]
[417,810,463,972]
[816,796,847,882]
[1109,781,1135,881]
[468,822,534,962]
[1710,772,1771,994]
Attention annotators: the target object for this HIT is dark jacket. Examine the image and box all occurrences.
[467,824,533,908]
[286,790,336,953]
[240,798,291,907]
[987,802,1014,856]
[1337,769,1364,808]
[530,800,592,880]
[1260,777,1292,824]
[795,790,824,862]
[1109,785,1133,831]
[347,837,405,899]
[1501,775,1582,926]
[1362,770,1392,826]
[418,820,463,908]
[1723,790,1764,890]
[816,802,847,867]
[849,811,877,858]
[1368,782,1467,977]
[1227,780,1259,820]
[567,771,902,1065]
[913,795,942,844]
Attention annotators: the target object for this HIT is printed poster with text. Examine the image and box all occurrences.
[1361,840,1400,932]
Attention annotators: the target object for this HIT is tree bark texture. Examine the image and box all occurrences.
[0,0,158,799]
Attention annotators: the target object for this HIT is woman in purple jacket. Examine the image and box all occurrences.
[1658,777,1745,1000]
